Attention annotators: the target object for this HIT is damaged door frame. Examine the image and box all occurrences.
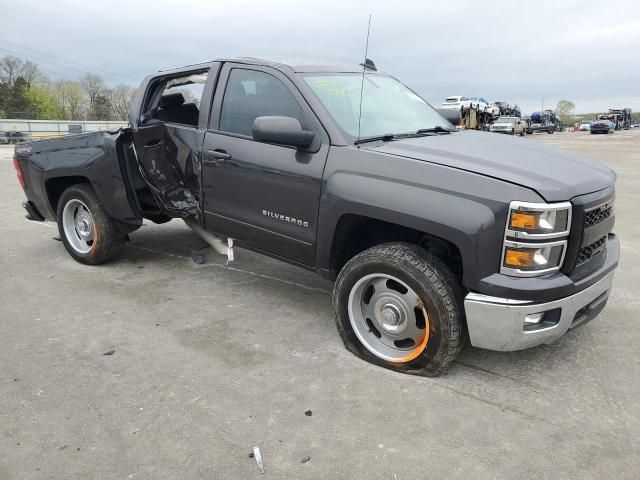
[131,62,235,261]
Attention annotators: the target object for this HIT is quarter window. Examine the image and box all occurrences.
[219,69,304,137]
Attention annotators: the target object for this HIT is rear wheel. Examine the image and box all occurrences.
[56,184,125,265]
[333,243,465,376]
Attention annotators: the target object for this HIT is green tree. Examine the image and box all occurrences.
[0,77,37,118]
[555,100,575,124]
[25,84,59,119]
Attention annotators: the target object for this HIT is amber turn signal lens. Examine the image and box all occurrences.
[504,248,535,268]
[510,211,540,230]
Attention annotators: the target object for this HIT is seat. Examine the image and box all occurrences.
[155,92,199,127]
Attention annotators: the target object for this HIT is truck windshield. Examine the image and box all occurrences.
[303,73,451,141]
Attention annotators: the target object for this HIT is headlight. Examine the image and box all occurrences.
[501,201,572,277]
[507,201,571,239]
[502,240,566,276]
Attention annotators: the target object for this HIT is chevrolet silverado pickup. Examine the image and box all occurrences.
[13,57,619,376]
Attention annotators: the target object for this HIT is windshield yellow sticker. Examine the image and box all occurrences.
[312,79,359,97]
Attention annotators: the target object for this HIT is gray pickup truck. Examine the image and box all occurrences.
[13,57,619,376]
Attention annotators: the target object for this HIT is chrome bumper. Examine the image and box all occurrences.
[464,272,615,351]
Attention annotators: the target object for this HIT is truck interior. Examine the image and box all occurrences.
[143,72,208,128]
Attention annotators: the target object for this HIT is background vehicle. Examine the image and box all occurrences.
[0,131,31,144]
[590,119,615,134]
[486,102,501,116]
[608,108,632,129]
[440,95,472,112]
[490,116,527,135]
[468,97,489,112]
[529,110,558,134]
[494,101,512,115]
[579,121,591,131]
[13,57,619,377]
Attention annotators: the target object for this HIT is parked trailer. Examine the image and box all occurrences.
[527,110,558,134]
[608,108,632,130]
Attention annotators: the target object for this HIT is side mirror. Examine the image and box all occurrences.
[252,116,316,148]
[436,108,461,125]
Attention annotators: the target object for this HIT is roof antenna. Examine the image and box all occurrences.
[356,14,372,147]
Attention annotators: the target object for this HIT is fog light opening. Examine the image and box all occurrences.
[523,308,562,332]
[524,312,545,325]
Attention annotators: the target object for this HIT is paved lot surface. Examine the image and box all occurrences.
[1,130,639,479]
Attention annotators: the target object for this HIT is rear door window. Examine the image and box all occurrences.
[147,71,209,128]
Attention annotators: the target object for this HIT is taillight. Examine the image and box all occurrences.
[13,157,26,188]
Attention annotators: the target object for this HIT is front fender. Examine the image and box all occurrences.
[316,147,543,290]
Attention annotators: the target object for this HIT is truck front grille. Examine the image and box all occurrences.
[584,203,613,228]
[565,192,614,278]
[576,236,607,265]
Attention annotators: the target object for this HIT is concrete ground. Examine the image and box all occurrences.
[1,130,639,479]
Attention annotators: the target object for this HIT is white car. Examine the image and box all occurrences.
[485,102,501,116]
[468,97,499,115]
[440,96,472,112]
[579,121,591,131]
[490,116,527,136]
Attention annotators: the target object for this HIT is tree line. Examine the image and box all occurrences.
[0,55,136,121]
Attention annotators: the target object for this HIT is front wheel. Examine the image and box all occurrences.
[332,243,465,376]
[56,183,125,265]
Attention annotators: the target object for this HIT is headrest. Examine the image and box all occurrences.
[159,92,185,108]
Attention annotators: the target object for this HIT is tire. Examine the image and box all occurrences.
[332,243,465,377]
[519,129,525,137]
[56,183,125,265]
[510,129,515,135]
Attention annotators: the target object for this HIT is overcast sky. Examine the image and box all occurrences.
[1,0,639,114]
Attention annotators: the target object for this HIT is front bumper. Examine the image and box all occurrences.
[464,270,615,351]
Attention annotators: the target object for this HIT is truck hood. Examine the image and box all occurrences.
[363,130,615,201]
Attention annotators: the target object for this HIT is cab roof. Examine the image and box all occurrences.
[157,57,386,75]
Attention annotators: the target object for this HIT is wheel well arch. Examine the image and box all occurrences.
[45,176,91,216]
[329,214,463,280]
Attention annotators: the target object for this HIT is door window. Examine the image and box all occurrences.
[147,71,208,128]
[219,69,304,137]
